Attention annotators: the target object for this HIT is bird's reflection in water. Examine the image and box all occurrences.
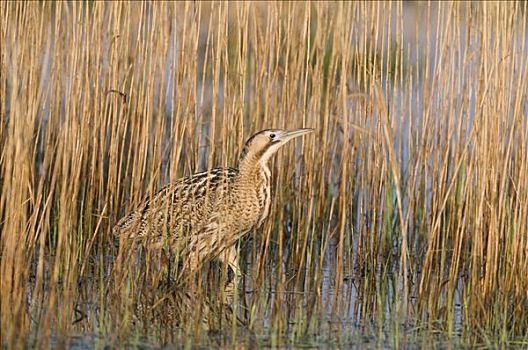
[112,242,255,346]
[129,259,252,346]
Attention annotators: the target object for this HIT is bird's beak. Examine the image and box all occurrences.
[282,128,314,141]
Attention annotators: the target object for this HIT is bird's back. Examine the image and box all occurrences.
[113,167,239,250]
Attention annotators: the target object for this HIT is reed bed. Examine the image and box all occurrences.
[1,1,527,348]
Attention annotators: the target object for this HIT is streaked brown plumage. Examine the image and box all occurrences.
[113,128,313,280]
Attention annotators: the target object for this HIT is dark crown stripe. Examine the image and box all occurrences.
[238,129,276,163]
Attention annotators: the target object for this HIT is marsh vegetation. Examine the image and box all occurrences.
[1,1,527,348]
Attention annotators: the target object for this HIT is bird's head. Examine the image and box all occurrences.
[238,128,314,168]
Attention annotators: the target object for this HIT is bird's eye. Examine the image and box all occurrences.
[269,133,276,139]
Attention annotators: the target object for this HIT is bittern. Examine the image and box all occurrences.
[113,128,313,280]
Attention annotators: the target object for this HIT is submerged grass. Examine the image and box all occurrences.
[1,1,527,348]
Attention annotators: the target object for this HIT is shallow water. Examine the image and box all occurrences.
[41,320,467,349]
[23,250,474,350]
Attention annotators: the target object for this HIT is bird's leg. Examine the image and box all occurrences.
[166,247,175,287]
[218,245,241,282]
[217,245,242,300]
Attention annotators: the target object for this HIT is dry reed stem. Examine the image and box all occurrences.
[1,1,527,347]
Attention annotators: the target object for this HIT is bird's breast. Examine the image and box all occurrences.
[227,166,272,238]
[255,166,271,227]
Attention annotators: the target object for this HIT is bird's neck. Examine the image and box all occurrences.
[237,155,271,184]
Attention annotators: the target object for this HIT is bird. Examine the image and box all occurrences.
[113,128,314,282]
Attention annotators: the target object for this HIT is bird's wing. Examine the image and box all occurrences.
[177,209,228,276]
[112,182,180,241]
[113,168,238,248]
